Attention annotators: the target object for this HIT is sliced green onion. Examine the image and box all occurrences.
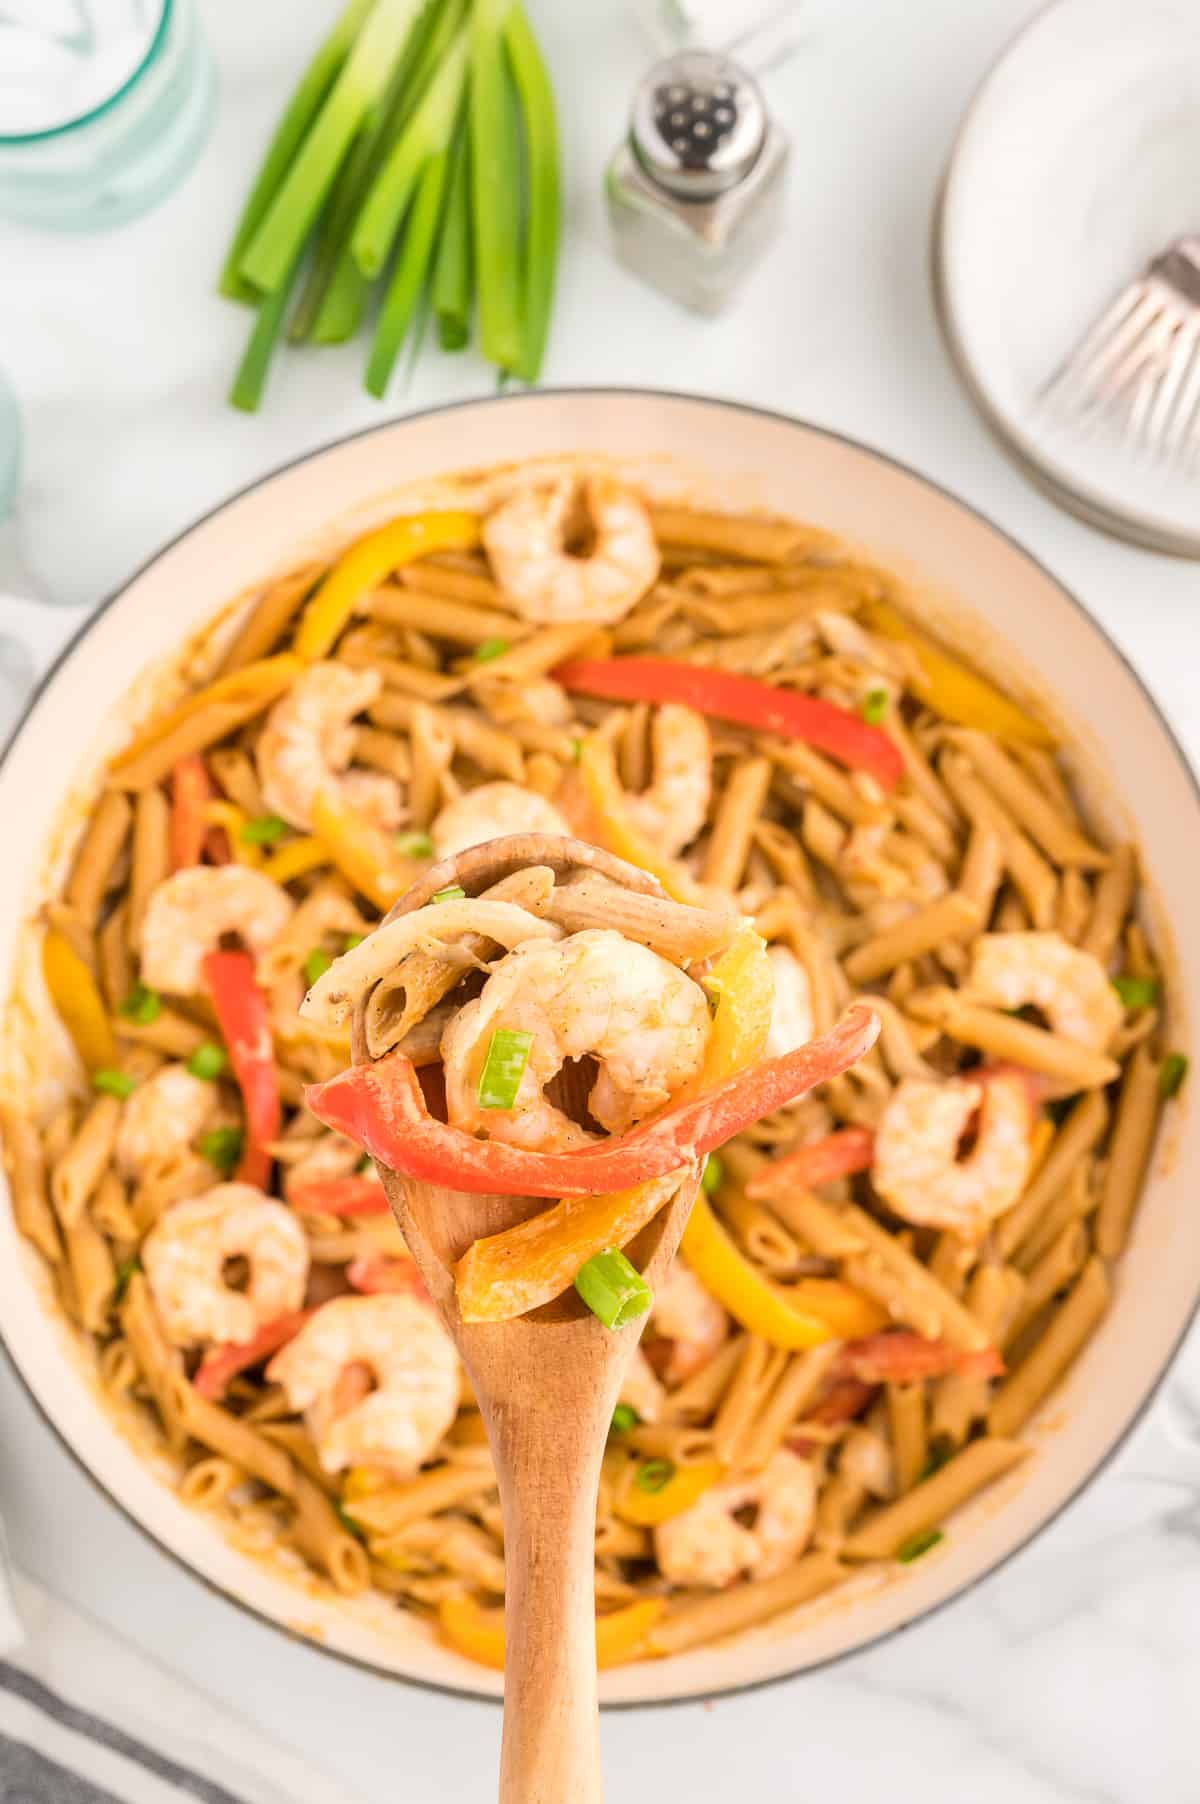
[187,1042,229,1082]
[896,1527,944,1564]
[200,1126,244,1176]
[610,1403,640,1436]
[218,0,376,300]
[633,1458,675,1495]
[240,814,289,845]
[861,687,889,725]
[1160,1052,1189,1099]
[469,0,523,371]
[919,1443,953,1483]
[112,1255,142,1305]
[432,120,472,349]
[303,948,334,985]
[700,1153,724,1194]
[474,636,510,662]
[396,830,434,857]
[335,1501,367,1540]
[352,26,469,281]
[570,737,583,764]
[504,0,560,381]
[119,982,161,1025]
[92,1069,136,1101]
[574,1247,653,1330]
[1112,975,1160,1011]
[230,250,310,412]
[476,1027,534,1110]
[365,143,455,398]
[239,0,424,296]
[344,933,366,951]
[430,883,466,904]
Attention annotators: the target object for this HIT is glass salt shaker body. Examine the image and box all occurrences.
[606,49,789,316]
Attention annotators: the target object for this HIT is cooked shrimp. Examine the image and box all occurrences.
[968,930,1122,1051]
[267,1294,458,1475]
[114,1063,219,1178]
[256,662,401,832]
[432,781,570,860]
[482,477,660,625]
[654,1450,817,1587]
[140,865,293,994]
[441,928,709,1151]
[623,705,711,856]
[142,1184,309,1347]
[764,944,815,1060]
[872,1070,1033,1235]
[650,1256,728,1384]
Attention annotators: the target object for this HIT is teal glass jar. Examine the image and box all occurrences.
[0,0,214,230]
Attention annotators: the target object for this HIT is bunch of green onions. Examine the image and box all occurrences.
[218,0,559,410]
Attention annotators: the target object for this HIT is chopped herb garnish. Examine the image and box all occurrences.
[575,1247,653,1331]
[335,1502,366,1541]
[1112,975,1160,1011]
[303,947,333,985]
[610,1403,640,1436]
[199,1126,243,1176]
[92,1069,136,1100]
[187,1041,229,1082]
[476,1028,534,1110]
[395,831,434,858]
[701,1153,724,1194]
[1160,1052,1189,1100]
[474,636,511,662]
[118,982,161,1025]
[634,1458,675,1495]
[896,1527,944,1564]
[861,687,889,725]
[344,933,365,952]
[919,1443,953,1483]
[570,736,583,763]
[240,814,289,845]
[112,1256,142,1305]
[430,883,466,904]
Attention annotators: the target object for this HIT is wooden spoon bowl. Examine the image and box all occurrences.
[351,836,697,1804]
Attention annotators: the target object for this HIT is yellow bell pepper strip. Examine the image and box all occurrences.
[862,600,1054,747]
[437,1594,666,1672]
[687,923,773,1093]
[577,730,711,906]
[455,1169,690,1322]
[42,928,116,1074]
[682,1192,886,1349]
[311,789,416,913]
[109,656,304,780]
[615,1458,724,1527]
[295,511,482,661]
[260,835,330,885]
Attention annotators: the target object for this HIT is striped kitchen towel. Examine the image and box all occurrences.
[0,1570,360,1804]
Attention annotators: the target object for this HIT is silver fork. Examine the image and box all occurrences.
[1041,235,1200,468]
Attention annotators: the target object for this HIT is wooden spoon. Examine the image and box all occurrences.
[350,836,694,1804]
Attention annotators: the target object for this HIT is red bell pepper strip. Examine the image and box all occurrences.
[837,1332,1004,1385]
[347,1255,430,1302]
[203,949,281,1190]
[554,658,904,791]
[306,1005,879,1199]
[288,1177,390,1217]
[170,755,213,871]
[193,1309,312,1401]
[746,1125,876,1198]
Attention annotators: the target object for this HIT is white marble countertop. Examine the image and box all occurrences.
[1,0,1199,1798]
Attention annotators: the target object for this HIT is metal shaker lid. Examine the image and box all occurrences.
[631,49,767,201]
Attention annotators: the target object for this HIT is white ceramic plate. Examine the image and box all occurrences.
[0,392,1196,1704]
[937,0,1200,556]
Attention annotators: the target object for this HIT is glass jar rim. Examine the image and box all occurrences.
[0,0,174,147]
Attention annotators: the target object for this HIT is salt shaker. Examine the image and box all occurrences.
[606,48,789,315]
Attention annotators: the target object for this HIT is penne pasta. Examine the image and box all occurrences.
[841,1437,1028,1560]
[987,1259,1110,1437]
[1095,1043,1162,1259]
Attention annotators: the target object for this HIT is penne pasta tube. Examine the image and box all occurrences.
[169,1373,297,1496]
[50,1097,120,1228]
[647,1550,848,1655]
[461,621,606,691]
[1095,1043,1162,1259]
[713,1337,787,1467]
[626,1423,717,1466]
[704,756,772,890]
[665,1334,746,1422]
[1003,1222,1089,1348]
[208,746,267,819]
[1015,1160,1093,1272]
[649,507,834,563]
[64,1207,116,1334]
[179,1456,244,1509]
[840,1204,987,1350]
[399,558,503,607]
[760,1188,866,1259]
[120,1273,186,1453]
[349,725,411,783]
[0,1106,62,1263]
[368,585,527,645]
[98,902,134,1013]
[814,1472,868,1550]
[987,1258,1110,1437]
[844,1439,1028,1562]
[543,873,734,964]
[768,739,887,826]
[737,1343,841,1472]
[340,1463,496,1537]
[719,1189,802,1274]
[290,1471,371,1595]
[116,1007,208,1059]
[1080,843,1136,963]
[886,1383,927,1495]
[216,565,321,673]
[927,1232,977,1299]
[957,824,1004,915]
[66,790,133,927]
[127,785,170,946]
[843,893,981,986]
[952,730,1107,868]
[930,1263,1026,1446]
[939,752,1057,928]
[905,988,1120,1090]
[994,1090,1109,1260]
[99,1338,139,1398]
